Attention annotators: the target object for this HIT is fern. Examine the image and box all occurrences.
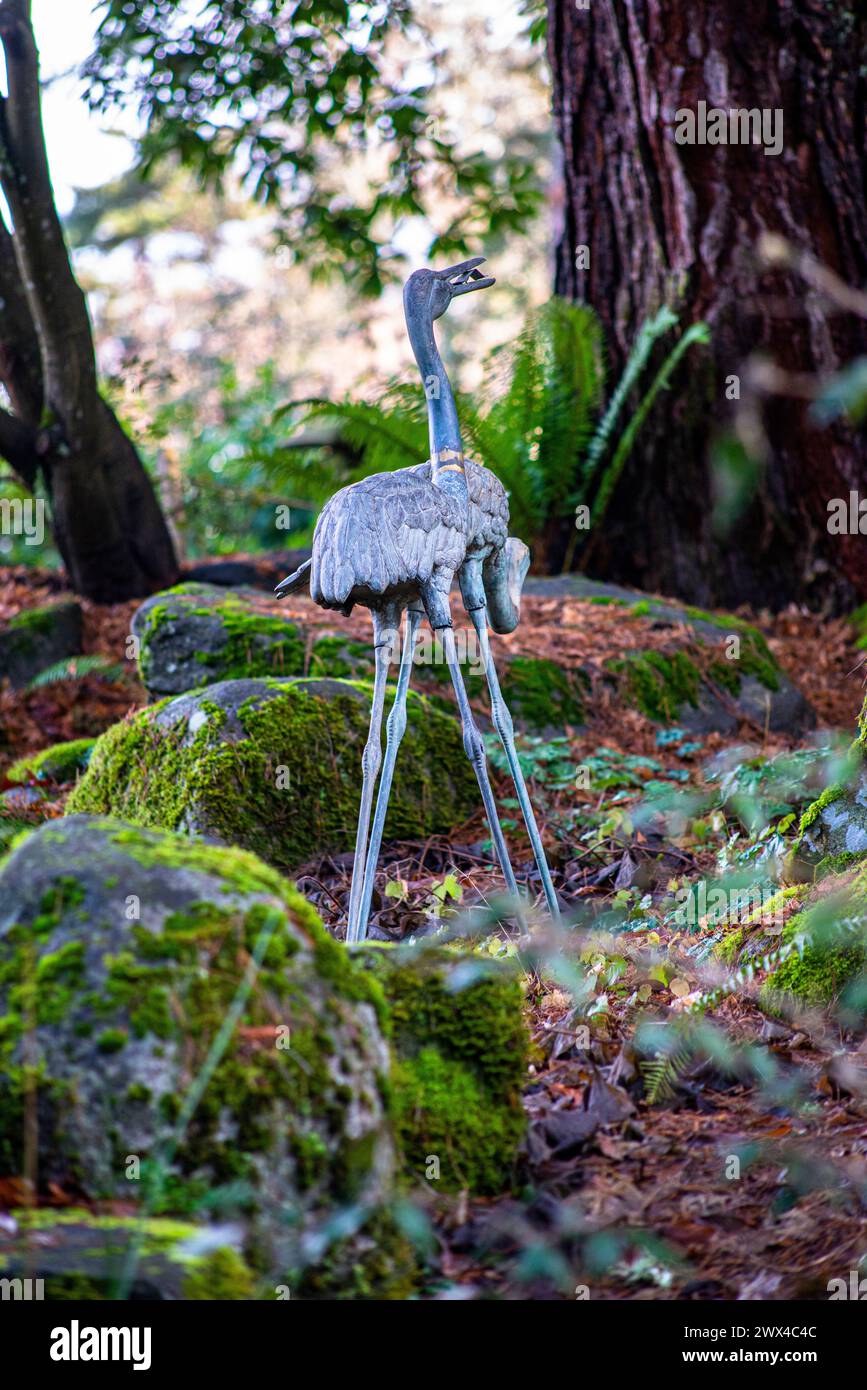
[685,940,801,1016]
[590,322,711,526]
[26,655,127,690]
[641,1042,695,1104]
[582,307,678,490]
[267,296,707,554]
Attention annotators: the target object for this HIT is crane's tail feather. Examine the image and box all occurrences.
[274,557,312,598]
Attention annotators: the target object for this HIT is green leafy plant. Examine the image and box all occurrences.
[640,1042,695,1104]
[85,0,544,297]
[25,656,128,691]
[282,298,708,555]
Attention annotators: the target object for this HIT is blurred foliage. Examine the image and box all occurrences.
[135,361,337,556]
[282,298,708,554]
[84,0,545,295]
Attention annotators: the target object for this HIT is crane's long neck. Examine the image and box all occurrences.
[407,316,468,509]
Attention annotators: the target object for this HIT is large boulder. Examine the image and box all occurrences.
[0,601,82,690]
[131,583,307,697]
[67,677,478,872]
[131,582,375,697]
[523,576,814,736]
[0,816,406,1292]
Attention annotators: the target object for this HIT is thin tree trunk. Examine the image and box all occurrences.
[548,0,867,611]
[0,0,178,601]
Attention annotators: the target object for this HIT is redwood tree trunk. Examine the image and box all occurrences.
[548,0,867,611]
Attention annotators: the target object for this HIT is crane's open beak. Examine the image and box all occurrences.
[441,256,496,296]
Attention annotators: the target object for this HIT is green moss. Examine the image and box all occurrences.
[67,680,477,873]
[790,784,848,868]
[391,1048,524,1193]
[713,928,744,965]
[309,634,374,680]
[7,606,55,635]
[0,821,390,1224]
[500,657,586,730]
[182,1247,255,1300]
[608,650,701,723]
[139,584,306,688]
[680,606,780,691]
[292,1209,418,1301]
[7,738,96,785]
[608,611,781,722]
[355,942,527,1195]
[762,907,865,1010]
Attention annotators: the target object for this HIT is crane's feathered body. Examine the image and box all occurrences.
[309,458,509,613]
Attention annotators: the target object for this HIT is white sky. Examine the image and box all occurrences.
[33,0,135,213]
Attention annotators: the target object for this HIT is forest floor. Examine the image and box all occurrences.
[2,561,867,1300]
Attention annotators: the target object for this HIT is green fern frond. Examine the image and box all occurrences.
[685,939,800,1016]
[296,394,428,477]
[26,655,127,691]
[582,307,679,486]
[590,322,711,527]
[640,1043,694,1104]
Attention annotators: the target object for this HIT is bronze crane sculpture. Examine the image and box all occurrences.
[275,258,559,942]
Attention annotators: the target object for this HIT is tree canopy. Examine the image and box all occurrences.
[84,0,544,295]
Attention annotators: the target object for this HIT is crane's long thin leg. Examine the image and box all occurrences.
[346,607,399,944]
[353,603,423,943]
[468,606,560,919]
[437,622,522,909]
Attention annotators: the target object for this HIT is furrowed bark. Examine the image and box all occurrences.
[548,0,867,611]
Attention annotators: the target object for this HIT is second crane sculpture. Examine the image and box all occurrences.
[275,258,560,943]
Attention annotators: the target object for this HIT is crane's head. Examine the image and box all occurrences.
[484,537,531,635]
[404,257,496,330]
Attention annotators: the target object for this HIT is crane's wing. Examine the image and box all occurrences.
[312,470,466,606]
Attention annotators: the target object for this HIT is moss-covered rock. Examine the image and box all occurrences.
[0,601,83,690]
[712,867,867,1015]
[132,583,384,698]
[66,677,477,872]
[607,618,805,734]
[355,941,528,1195]
[0,1208,253,1300]
[7,738,96,785]
[762,918,865,1011]
[131,583,307,696]
[0,816,399,1287]
[523,575,813,734]
[790,740,867,873]
[499,657,586,732]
